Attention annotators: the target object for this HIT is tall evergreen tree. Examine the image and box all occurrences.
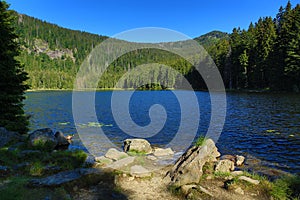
[0,1,29,134]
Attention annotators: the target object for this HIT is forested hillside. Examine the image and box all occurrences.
[210,1,300,91]
[12,1,300,91]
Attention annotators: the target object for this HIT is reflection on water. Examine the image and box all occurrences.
[24,91,300,174]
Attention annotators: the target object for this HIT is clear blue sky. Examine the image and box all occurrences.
[5,0,300,38]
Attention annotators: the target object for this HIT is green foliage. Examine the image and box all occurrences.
[0,144,87,175]
[193,136,206,147]
[127,149,147,156]
[29,161,43,176]
[0,1,29,134]
[0,176,71,200]
[224,1,300,91]
[271,175,300,200]
[7,1,300,92]
[48,150,88,170]
[31,139,55,152]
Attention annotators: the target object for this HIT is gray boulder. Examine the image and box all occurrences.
[106,156,135,170]
[0,127,22,148]
[29,168,104,187]
[105,148,128,161]
[153,147,174,157]
[166,139,220,187]
[54,131,70,147]
[123,139,152,154]
[29,128,57,150]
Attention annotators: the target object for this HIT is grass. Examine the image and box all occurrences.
[270,175,300,200]
[193,136,206,147]
[0,144,87,176]
[0,176,71,200]
[127,150,147,156]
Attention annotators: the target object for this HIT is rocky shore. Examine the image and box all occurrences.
[0,127,298,200]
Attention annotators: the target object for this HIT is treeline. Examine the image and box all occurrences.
[12,1,300,91]
[209,1,300,91]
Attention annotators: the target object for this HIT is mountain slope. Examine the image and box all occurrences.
[13,12,225,90]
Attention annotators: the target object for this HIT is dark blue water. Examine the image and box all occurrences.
[24,91,300,174]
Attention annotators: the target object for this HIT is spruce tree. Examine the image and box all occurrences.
[0,1,29,134]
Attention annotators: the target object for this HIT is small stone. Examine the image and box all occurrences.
[106,156,135,170]
[238,176,260,185]
[220,155,236,162]
[231,171,244,176]
[205,175,213,180]
[215,159,235,173]
[181,184,197,195]
[198,185,213,197]
[73,186,78,191]
[130,165,151,178]
[128,176,135,181]
[0,165,10,177]
[147,155,157,161]
[234,187,244,195]
[153,147,174,157]
[187,192,195,200]
[95,156,113,165]
[236,155,245,166]
[105,148,128,161]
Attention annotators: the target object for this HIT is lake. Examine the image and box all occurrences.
[24,91,300,175]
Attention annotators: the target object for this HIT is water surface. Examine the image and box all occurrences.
[24,91,300,174]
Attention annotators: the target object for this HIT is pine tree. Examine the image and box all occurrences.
[0,1,29,134]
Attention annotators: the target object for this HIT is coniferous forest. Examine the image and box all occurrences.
[12,1,300,91]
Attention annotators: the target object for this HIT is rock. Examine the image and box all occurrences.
[83,154,96,167]
[220,155,236,162]
[106,156,135,170]
[234,187,245,195]
[153,147,174,157]
[105,148,128,161]
[8,142,25,152]
[215,159,235,173]
[29,168,104,187]
[0,127,22,148]
[13,162,30,170]
[167,139,221,187]
[0,165,10,177]
[198,185,213,197]
[236,155,245,166]
[123,139,152,154]
[19,150,42,157]
[238,176,260,185]
[29,128,57,150]
[231,171,244,176]
[130,165,151,178]
[181,184,197,195]
[147,155,157,161]
[95,156,113,165]
[54,131,70,147]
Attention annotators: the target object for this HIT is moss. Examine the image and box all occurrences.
[193,136,206,147]
[127,150,147,156]
[29,162,43,176]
